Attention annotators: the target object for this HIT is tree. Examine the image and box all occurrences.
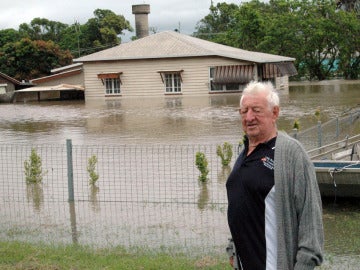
[0,28,22,48]
[194,2,239,45]
[335,9,360,79]
[226,1,267,51]
[194,0,360,80]
[18,18,68,43]
[0,38,72,80]
[81,9,133,55]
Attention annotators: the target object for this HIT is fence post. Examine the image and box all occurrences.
[67,139,74,202]
[317,121,322,147]
[292,128,298,139]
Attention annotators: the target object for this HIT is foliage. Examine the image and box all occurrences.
[87,154,99,186]
[80,9,133,55]
[194,0,360,81]
[293,119,300,130]
[195,152,209,182]
[216,142,233,166]
[0,38,72,80]
[315,108,321,121]
[0,8,133,79]
[18,18,68,43]
[194,2,239,44]
[24,148,44,184]
[0,28,22,47]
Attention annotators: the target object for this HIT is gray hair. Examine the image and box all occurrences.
[240,81,280,109]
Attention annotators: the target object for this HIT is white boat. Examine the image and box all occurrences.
[308,134,360,197]
[313,160,360,197]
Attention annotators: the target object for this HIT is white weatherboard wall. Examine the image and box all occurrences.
[82,57,251,99]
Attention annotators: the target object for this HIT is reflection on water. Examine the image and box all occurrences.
[89,185,100,212]
[69,202,78,245]
[217,166,232,184]
[197,182,209,211]
[26,183,44,212]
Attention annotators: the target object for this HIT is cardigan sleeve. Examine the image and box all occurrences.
[293,147,324,269]
[274,132,324,270]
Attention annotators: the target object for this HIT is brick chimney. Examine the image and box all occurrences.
[132,4,150,39]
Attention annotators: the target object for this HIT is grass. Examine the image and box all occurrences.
[0,241,232,270]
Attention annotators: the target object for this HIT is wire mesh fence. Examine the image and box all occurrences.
[290,109,360,150]
[0,142,239,255]
[1,110,359,255]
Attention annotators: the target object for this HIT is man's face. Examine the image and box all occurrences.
[239,93,279,142]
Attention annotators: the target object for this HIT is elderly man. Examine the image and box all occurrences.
[226,81,324,270]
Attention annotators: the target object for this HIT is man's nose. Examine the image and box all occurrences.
[243,109,256,120]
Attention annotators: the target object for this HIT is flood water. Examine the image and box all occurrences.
[1,79,360,269]
[0,79,359,146]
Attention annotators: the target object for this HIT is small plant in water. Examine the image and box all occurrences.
[87,154,99,185]
[195,152,209,182]
[293,119,300,130]
[24,148,44,184]
[315,108,321,121]
[216,142,233,166]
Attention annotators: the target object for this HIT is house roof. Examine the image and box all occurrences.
[16,84,84,93]
[0,72,22,85]
[51,63,83,73]
[74,31,295,64]
[31,68,83,84]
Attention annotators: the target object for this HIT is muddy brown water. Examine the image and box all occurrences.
[0,80,359,268]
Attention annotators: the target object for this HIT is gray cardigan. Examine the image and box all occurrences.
[274,132,324,269]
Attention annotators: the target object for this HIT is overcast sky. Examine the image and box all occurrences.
[1,0,242,42]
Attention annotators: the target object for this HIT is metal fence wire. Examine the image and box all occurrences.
[290,109,360,150]
[1,110,358,254]
[0,141,238,254]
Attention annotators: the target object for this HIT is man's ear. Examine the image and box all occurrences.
[273,106,280,118]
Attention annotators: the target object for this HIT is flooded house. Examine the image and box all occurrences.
[73,30,297,100]
[13,63,85,102]
[73,4,297,100]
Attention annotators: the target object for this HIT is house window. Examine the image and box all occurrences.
[105,78,120,95]
[209,66,254,92]
[97,72,122,95]
[165,73,181,93]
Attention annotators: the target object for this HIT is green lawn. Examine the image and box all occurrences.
[0,241,232,270]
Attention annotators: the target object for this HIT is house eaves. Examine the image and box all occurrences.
[31,68,83,84]
[0,72,22,85]
[73,31,295,64]
[51,63,83,74]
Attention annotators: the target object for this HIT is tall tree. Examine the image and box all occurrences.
[194,2,239,45]
[194,0,360,80]
[80,9,133,55]
[0,28,22,48]
[0,38,72,80]
[18,18,68,43]
[226,1,267,51]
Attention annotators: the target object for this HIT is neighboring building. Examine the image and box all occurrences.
[13,63,85,102]
[0,72,32,102]
[73,30,297,100]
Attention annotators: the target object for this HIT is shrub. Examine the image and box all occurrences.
[24,148,44,184]
[195,152,209,182]
[216,142,233,166]
[293,119,300,130]
[87,154,99,185]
